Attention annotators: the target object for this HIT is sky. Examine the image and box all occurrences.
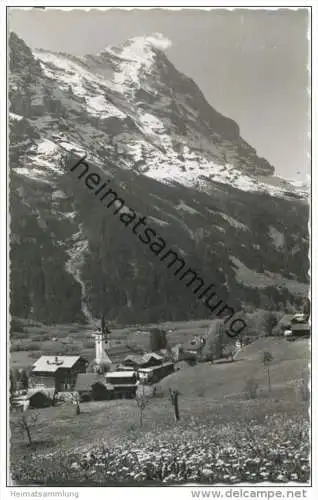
[8,8,310,181]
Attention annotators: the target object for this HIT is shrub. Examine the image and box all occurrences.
[10,318,25,334]
[298,378,310,402]
[245,377,259,399]
[31,333,51,342]
[153,386,165,398]
[26,343,41,351]
[83,340,95,349]
[28,352,39,359]
[197,388,206,398]
[126,423,138,433]
[11,330,27,339]
[149,328,167,352]
[11,343,25,352]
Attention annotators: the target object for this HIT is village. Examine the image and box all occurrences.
[10,306,310,411]
[10,324,212,409]
[8,307,310,485]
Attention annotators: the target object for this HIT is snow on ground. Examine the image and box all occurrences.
[104,35,165,94]
[52,190,67,200]
[138,112,166,136]
[220,214,249,232]
[268,226,285,250]
[37,139,59,155]
[176,200,199,215]
[148,216,169,226]
[30,48,307,202]
[34,50,125,120]
[65,224,94,324]
[9,112,24,121]
[15,167,52,184]
[85,94,126,119]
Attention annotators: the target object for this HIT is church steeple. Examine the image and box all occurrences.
[92,315,112,372]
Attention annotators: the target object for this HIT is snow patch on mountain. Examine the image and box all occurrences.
[176,201,199,215]
[103,33,171,95]
[65,225,94,324]
[23,38,307,202]
[269,226,285,250]
[10,112,24,121]
[230,256,307,295]
[220,214,249,232]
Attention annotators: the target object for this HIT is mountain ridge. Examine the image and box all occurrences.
[9,32,309,325]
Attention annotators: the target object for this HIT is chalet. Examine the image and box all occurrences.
[285,322,310,341]
[122,352,164,370]
[123,354,144,369]
[30,355,87,392]
[159,348,174,361]
[138,361,174,384]
[142,352,163,368]
[75,373,113,401]
[184,336,205,355]
[284,312,310,341]
[105,370,137,398]
[171,344,183,362]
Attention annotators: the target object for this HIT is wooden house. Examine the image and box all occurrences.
[142,352,163,368]
[123,354,144,369]
[138,361,174,384]
[74,373,113,401]
[30,355,87,392]
[122,352,163,369]
[105,370,137,398]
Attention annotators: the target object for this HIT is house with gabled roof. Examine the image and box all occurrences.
[122,352,164,369]
[30,355,87,392]
[74,373,114,401]
[142,352,163,367]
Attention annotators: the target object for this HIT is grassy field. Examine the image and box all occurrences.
[9,337,310,485]
[10,395,310,485]
[158,338,310,399]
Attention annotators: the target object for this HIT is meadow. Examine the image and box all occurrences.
[10,396,310,486]
[9,337,310,486]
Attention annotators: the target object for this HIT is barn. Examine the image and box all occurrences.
[105,371,137,398]
[138,362,174,384]
[142,352,163,368]
[122,354,144,370]
[122,352,163,370]
[28,388,56,408]
[75,373,113,401]
[30,355,87,392]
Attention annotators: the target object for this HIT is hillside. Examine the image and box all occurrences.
[158,338,309,399]
[10,335,310,485]
[9,32,309,325]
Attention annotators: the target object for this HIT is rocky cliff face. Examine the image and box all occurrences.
[9,32,309,324]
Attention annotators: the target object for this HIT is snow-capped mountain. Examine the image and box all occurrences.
[9,32,309,324]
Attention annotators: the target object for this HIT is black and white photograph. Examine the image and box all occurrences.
[4,3,312,491]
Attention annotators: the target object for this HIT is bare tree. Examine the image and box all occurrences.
[168,388,180,421]
[135,384,151,427]
[262,351,273,393]
[245,377,259,399]
[14,406,37,446]
[72,392,81,415]
[10,370,17,403]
